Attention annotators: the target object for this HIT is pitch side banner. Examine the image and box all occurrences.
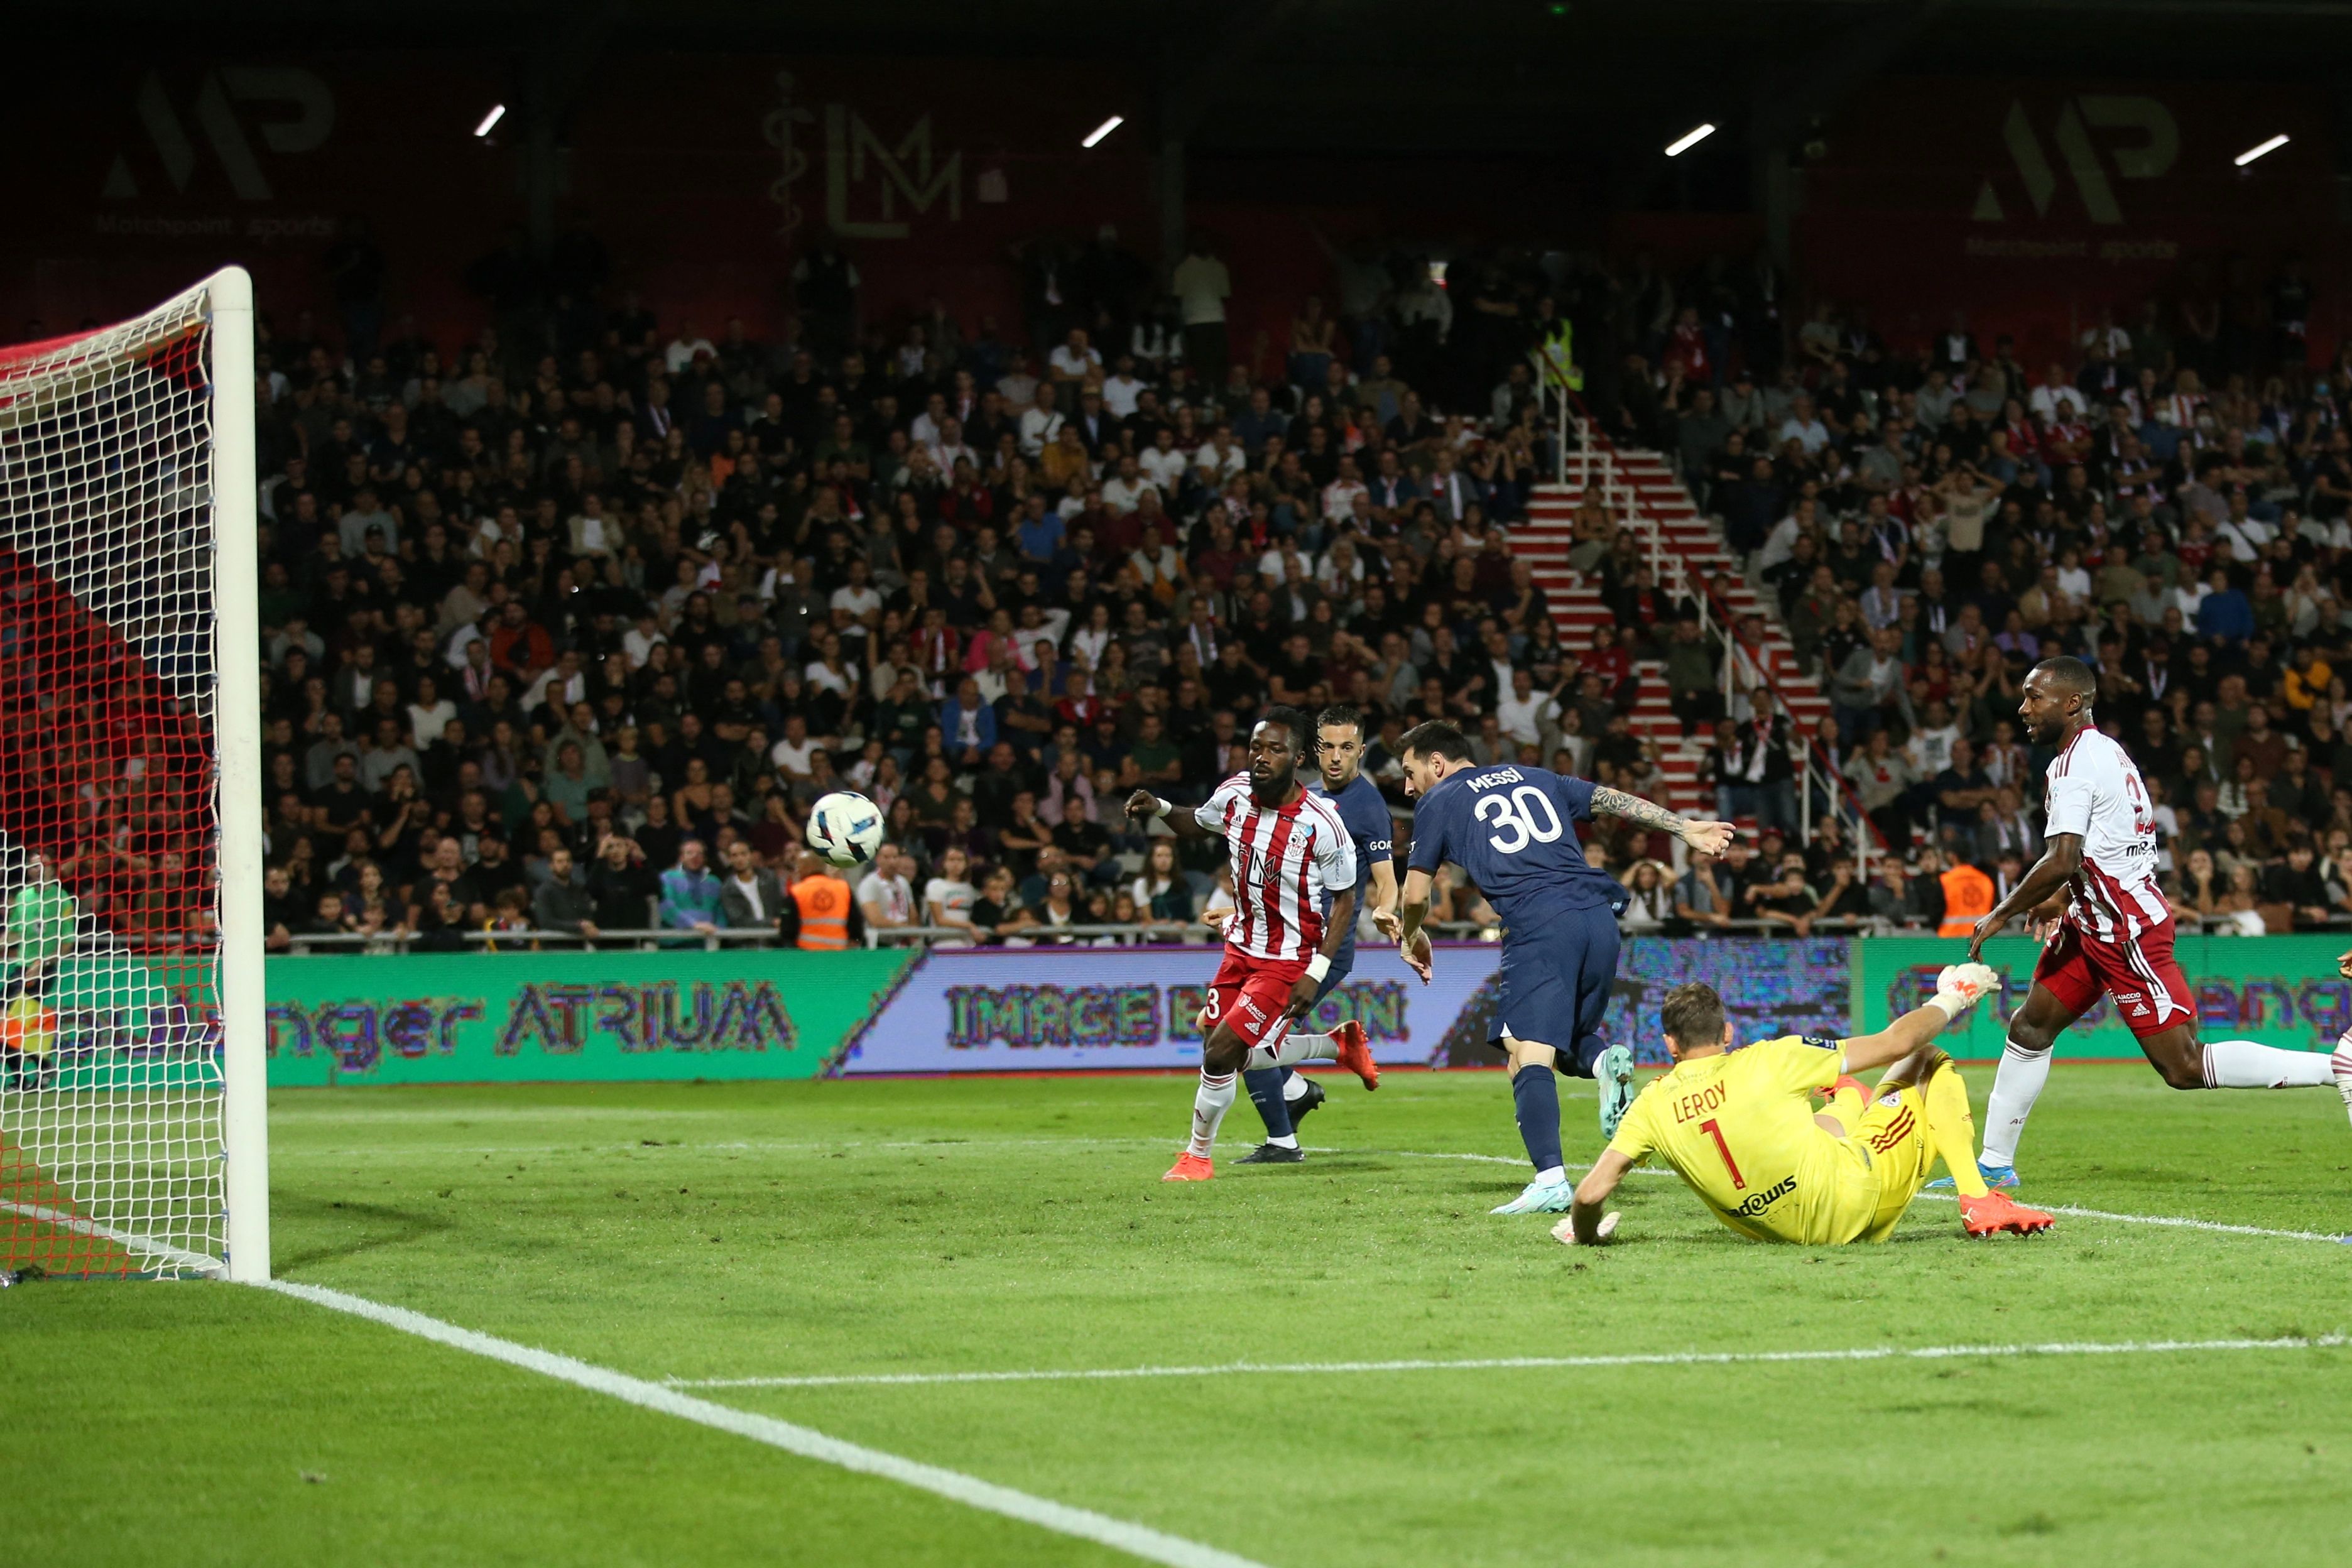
[1854,934,2351,1061]
[264,950,912,1086]
[831,944,1496,1075]
[828,937,1858,1074]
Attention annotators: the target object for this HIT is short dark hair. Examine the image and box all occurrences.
[1399,720,1471,765]
[1660,982,1726,1052]
[2032,655,2097,703]
[1315,702,1365,741]
[1257,705,1312,752]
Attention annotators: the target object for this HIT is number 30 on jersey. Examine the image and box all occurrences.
[1474,786,1564,854]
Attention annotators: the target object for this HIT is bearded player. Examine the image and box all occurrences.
[1562,970,2053,1246]
[1961,656,2352,1187]
[1128,705,1379,1181]
[1235,702,1403,1164]
[1391,720,1738,1214]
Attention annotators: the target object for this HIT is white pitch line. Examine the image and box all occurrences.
[1341,1151,2350,1240]
[0,1199,222,1276]
[1905,1190,2349,1244]
[266,1131,2348,1243]
[260,1280,1267,1568]
[667,1334,2349,1391]
[2044,1202,2350,1243]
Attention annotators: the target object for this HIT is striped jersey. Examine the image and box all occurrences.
[1195,773,1358,962]
[2042,726,2169,942]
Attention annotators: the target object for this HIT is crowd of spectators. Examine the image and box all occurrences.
[1606,267,2352,936]
[251,234,1590,952]
[246,225,2352,953]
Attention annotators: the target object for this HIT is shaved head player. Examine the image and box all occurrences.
[1962,656,2352,1186]
[1129,707,1380,1180]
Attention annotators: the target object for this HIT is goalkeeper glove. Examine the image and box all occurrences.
[1550,1211,1620,1246]
[1928,962,2000,1020]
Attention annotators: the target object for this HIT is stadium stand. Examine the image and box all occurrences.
[248,236,2352,951]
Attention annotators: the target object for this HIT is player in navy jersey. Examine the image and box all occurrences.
[1236,704,1403,1165]
[1392,721,1737,1214]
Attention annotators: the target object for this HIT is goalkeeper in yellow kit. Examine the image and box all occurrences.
[1560,965,2054,1247]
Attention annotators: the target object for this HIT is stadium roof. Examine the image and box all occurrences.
[24,1,2352,185]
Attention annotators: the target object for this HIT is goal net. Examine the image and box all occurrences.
[0,270,264,1281]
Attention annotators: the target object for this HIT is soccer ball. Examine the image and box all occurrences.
[806,791,885,868]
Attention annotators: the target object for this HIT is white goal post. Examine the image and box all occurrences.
[0,267,266,1282]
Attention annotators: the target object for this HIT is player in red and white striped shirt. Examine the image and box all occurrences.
[1966,658,2352,1185]
[1128,705,1379,1180]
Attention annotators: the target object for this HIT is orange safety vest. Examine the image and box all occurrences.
[790,874,852,950]
[1937,863,1995,938]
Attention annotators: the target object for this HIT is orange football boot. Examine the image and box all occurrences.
[1959,1190,2055,1238]
[1162,1152,1214,1182]
[1332,1019,1379,1091]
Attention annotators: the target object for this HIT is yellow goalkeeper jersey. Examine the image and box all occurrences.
[1603,1035,1852,1244]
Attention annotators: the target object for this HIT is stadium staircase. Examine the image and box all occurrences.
[1510,404,1838,830]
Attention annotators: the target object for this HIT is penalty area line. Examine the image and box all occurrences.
[257,1280,1268,1568]
[1905,1190,2351,1244]
[1344,1150,2351,1242]
[668,1333,2351,1391]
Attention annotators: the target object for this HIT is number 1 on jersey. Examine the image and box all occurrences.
[1699,1118,1745,1190]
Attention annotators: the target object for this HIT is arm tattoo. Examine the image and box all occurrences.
[1589,787,1687,839]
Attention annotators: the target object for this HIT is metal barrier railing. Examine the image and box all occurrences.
[280,907,2352,954]
[1535,364,1873,877]
[280,920,1510,954]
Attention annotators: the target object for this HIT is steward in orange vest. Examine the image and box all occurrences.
[789,852,855,950]
[1937,855,1995,939]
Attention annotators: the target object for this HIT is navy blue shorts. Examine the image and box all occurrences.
[1492,902,1620,1078]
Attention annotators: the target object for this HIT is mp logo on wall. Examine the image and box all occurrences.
[1974,95,2177,224]
[102,67,336,203]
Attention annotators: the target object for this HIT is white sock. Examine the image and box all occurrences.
[1281,1074,1311,1102]
[1978,1042,2052,1169]
[1268,1133,1298,1148]
[1246,1031,1336,1071]
[1533,1165,1565,1185]
[1188,1069,1237,1157]
[2199,1039,2337,1089]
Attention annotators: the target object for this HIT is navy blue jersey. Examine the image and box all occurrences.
[1407,763,1624,927]
[1309,771,1393,914]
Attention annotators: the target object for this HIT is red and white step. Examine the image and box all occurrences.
[1505,447,1842,819]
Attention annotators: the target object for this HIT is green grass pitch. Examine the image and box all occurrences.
[7,1067,2352,1567]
